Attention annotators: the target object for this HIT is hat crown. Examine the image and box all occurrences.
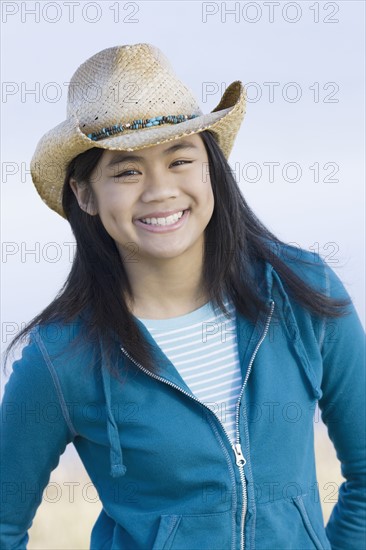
[66,43,202,135]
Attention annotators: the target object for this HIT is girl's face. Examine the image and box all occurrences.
[72,133,214,264]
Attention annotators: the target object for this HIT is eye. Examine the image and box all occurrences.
[170,160,193,168]
[114,169,140,178]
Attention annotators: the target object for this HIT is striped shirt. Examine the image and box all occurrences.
[137,297,242,444]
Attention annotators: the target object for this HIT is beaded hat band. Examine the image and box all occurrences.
[30,43,247,219]
[88,114,199,141]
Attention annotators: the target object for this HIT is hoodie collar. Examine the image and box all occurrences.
[263,257,322,400]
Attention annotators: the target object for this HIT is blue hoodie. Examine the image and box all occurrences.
[1,244,365,550]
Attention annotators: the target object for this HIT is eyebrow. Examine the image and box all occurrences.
[105,141,199,169]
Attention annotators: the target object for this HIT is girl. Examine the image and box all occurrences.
[1,43,365,550]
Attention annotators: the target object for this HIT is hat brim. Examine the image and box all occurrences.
[30,81,246,218]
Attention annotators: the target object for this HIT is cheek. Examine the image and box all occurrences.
[97,188,131,218]
[191,166,214,205]
[202,177,215,213]
[95,193,135,239]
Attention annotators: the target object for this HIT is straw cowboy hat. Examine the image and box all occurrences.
[30,43,247,219]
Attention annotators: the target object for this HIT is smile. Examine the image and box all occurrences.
[134,209,190,233]
[140,211,185,226]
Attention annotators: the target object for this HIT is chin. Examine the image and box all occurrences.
[143,246,190,260]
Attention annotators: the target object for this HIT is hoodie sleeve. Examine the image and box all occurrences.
[317,260,366,550]
[0,329,76,550]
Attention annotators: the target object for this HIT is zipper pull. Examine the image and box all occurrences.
[232,443,246,467]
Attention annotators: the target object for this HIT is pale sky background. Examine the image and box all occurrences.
[1,0,365,353]
[0,3,365,544]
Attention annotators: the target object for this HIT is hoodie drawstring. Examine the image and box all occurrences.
[100,340,127,478]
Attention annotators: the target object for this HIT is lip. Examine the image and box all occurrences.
[135,208,188,221]
[134,209,190,233]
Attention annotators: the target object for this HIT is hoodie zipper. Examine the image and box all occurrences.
[233,299,275,550]
[119,299,275,550]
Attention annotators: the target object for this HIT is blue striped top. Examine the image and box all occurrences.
[137,297,242,445]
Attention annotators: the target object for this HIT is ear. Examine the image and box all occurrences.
[69,177,98,216]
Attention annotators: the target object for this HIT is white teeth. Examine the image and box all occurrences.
[140,210,185,226]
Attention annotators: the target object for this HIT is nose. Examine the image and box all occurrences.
[140,166,179,202]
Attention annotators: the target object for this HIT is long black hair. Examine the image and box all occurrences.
[3,130,350,377]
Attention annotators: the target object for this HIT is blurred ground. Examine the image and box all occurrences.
[27,420,344,549]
